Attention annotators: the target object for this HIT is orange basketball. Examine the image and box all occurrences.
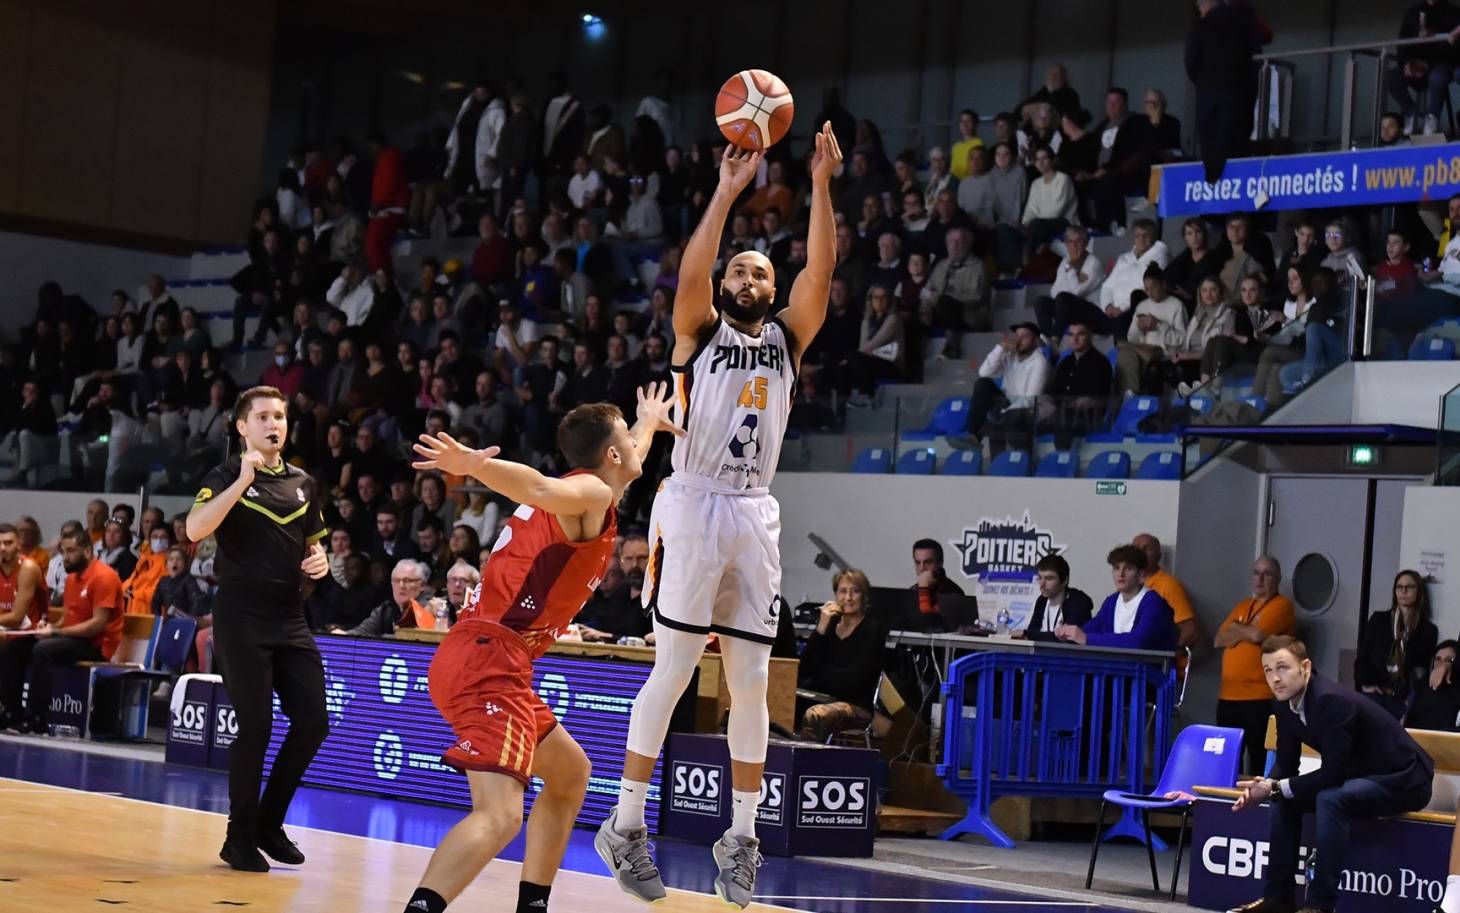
[715,69,795,151]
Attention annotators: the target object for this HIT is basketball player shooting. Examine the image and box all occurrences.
[397,383,681,913]
[597,121,842,908]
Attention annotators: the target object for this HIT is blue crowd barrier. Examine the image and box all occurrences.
[937,649,1175,848]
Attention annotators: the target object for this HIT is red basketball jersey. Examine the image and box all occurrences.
[0,557,48,628]
[460,491,617,658]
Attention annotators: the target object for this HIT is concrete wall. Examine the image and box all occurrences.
[1398,485,1460,639]
[0,0,276,245]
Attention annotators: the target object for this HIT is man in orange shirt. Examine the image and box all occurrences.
[85,499,109,547]
[1133,532,1197,648]
[1214,556,1295,775]
[0,528,123,734]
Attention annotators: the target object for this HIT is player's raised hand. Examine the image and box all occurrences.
[810,121,843,185]
[719,144,762,194]
[413,432,501,476]
[636,381,686,437]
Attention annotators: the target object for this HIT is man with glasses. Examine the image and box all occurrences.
[1034,225,1108,346]
[1408,639,1460,732]
[333,559,432,635]
[1215,556,1296,775]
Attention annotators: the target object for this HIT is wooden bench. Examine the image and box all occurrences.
[1195,715,1460,825]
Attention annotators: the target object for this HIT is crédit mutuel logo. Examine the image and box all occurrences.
[953,511,1065,580]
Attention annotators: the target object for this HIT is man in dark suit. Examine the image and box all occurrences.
[1021,555,1093,641]
[1228,635,1434,913]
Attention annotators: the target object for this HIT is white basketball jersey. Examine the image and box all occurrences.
[670,318,795,490]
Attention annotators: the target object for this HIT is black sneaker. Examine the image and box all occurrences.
[257,828,305,865]
[220,834,270,872]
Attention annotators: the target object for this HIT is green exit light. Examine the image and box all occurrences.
[1348,444,1378,467]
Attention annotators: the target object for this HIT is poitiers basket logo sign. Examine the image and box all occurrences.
[954,511,1065,580]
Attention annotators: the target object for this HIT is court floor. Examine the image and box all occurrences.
[0,738,1148,912]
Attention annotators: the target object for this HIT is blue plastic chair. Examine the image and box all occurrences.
[941,449,983,476]
[1239,394,1267,414]
[1411,336,1457,360]
[1035,450,1077,478]
[1083,450,1131,479]
[902,396,969,442]
[851,447,892,474]
[1136,451,1181,480]
[987,450,1031,477]
[1186,395,1215,418]
[1085,724,1244,899]
[895,449,936,475]
[1112,396,1160,435]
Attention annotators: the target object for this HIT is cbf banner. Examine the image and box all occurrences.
[1159,143,1460,217]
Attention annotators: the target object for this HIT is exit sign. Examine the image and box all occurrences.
[1347,444,1380,468]
[1096,481,1127,496]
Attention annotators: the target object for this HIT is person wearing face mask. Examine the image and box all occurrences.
[123,525,176,615]
[260,341,307,400]
[796,569,886,743]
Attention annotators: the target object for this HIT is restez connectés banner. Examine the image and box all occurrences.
[262,635,663,829]
[1159,143,1460,217]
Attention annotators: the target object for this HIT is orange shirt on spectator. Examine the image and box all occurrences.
[22,547,49,571]
[1219,594,1295,701]
[123,552,168,616]
[1144,567,1193,629]
[63,559,124,659]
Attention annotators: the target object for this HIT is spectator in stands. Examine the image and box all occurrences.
[1376,228,1421,307]
[15,517,47,572]
[335,558,431,635]
[326,529,354,587]
[986,144,1030,278]
[1384,0,1460,136]
[0,528,124,733]
[1321,217,1367,283]
[1165,219,1221,310]
[123,524,173,615]
[414,518,450,590]
[1020,64,1081,121]
[1355,569,1439,719]
[1016,105,1063,170]
[754,207,793,267]
[838,151,890,221]
[1034,225,1108,345]
[741,160,794,225]
[1407,639,1460,732]
[447,524,481,572]
[1088,87,1146,232]
[922,147,955,217]
[832,223,868,303]
[1048,321,1114,447]
[1098,219,1171,338]
[556,341,609,414]
[1277,221,1324,277]
[1277,266,1349,395]
[2,382,57,488]
[96,519,137,581]
[373,504,418,563]
[1215,556,1295,775]
[84,501,108,548]
[152,544,209,626]
[1170,276,1237,390]
[460,371,510,451]
[445,80,506,201]
[1230,636,1433,913]
[608,175,665,288]
[1057,107,1100,188]
[1377,111,1409,147]
[1021,555,1094,641]
[1216,213,1275,305]
[841,285,905,397]
[855,195,895,261]
[576,563,649,643]
[911,539,965,628]
[1252,265,1314,402]
[1056,544,1175,651]
[442,560,480,627]
[313,552,377,633]
[966,322,1051,450]
[1115,265,1187,396]
[411,472,455,542]
[955,146,993,224]
[798,568,887,743]
[1187,0,1260,181]
[470,213,512,291]
[1133,532,1197,648]
[870,234,907,299]
[259,341,305,402]
[921,226,989,357]
[1021,145,1077,256]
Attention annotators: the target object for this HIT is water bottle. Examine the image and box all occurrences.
[995,606,1012,636]
[431,597,450,631]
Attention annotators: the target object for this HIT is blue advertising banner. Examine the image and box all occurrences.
[1187,797,1450,911]
[259,636,665,830]
[1158,143,1460,217]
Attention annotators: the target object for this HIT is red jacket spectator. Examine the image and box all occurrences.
[260,356,308,400]
[365,140,409,272]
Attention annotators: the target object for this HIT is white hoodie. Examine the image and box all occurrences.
[1100,240,1172,313]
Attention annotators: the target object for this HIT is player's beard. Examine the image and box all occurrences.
[718,285,772,326]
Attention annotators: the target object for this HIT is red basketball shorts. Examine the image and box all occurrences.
[429,619,557,786]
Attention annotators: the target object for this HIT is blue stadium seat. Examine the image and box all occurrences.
[1035,450,1077,478]
[851,448,892,474]
[941,449,984,476]
[902,396,969,442]
[1136,451,1182,480]
[896,449,937,475]
[1083,450,1132,479]
[988,450,1032,477]
[1106,347,1118,371]
[1112,396,1160,435]
[1410,336,1457,360]
[1187,395,1215,417]
[1238,395,1267,414]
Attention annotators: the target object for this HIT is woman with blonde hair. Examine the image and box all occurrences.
[797,568,887,743]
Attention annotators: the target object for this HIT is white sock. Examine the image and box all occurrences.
[730,789,759,839]
[616,779,649,833]
[1443,875,1460,913]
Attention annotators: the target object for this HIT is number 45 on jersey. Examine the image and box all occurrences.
[737,376,768,410]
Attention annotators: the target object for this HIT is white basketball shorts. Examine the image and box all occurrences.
[641,475,783,645]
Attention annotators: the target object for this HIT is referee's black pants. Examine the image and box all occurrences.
[213,594,328,840]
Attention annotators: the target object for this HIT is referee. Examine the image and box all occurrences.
[186,385,331,872]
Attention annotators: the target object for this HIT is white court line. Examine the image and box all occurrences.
[0,775,812,912]
[756,900,1094,907]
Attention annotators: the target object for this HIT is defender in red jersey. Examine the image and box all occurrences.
[399,383,681,913]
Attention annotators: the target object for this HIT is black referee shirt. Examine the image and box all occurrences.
[195,458,328,608]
